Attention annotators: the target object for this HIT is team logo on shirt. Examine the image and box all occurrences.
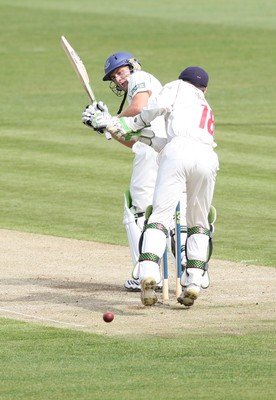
[131,83,146,96]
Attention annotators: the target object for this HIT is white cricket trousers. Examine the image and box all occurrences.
[141,136,219,266]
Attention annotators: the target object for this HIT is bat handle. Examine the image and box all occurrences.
[104,130,112,140]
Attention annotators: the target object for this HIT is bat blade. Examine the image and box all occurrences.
[60,35,95,102]
[60,35,111,140]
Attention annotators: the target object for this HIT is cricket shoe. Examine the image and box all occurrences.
[155,281,163,292]
[124,279,141,292]
[177,267,209,306]
[124,279,163,292]
[141,277,157,306]
[177,285,200,307]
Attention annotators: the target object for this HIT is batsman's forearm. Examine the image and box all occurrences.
[110,131,135,149]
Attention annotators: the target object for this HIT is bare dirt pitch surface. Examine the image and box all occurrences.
[0,229,275,337]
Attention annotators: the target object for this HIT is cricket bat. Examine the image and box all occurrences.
[60,35,112,140]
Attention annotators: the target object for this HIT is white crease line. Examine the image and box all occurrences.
[0,307,86,328]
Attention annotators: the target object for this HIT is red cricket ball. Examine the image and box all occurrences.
[103,311,114,323]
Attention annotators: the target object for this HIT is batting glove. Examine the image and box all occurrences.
[96,101,109,114]
[82,104,97,129]
[81,101,110,133]
[91,109,112,132]
[106,115,149,140]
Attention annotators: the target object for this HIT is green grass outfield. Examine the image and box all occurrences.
[0,319,275,400]
[0,0,275,399]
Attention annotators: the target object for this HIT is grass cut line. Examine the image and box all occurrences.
[0,307,86,328]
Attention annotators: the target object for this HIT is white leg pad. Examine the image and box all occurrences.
[132,262,140,280]
[137,261,161,285]
[123,194,145,267]
[181,267,210,289]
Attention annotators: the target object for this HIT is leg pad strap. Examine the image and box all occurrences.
[138,253,160,264]
[188,226,210,237]
[144,222,168,237]
[186,260,207,270]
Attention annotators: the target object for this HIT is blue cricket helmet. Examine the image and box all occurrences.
[103,52,141,81]
[179,66,209,87]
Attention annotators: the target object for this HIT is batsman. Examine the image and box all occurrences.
[82,52,188,292]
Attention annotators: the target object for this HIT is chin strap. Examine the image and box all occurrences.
[117,92,127,114]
